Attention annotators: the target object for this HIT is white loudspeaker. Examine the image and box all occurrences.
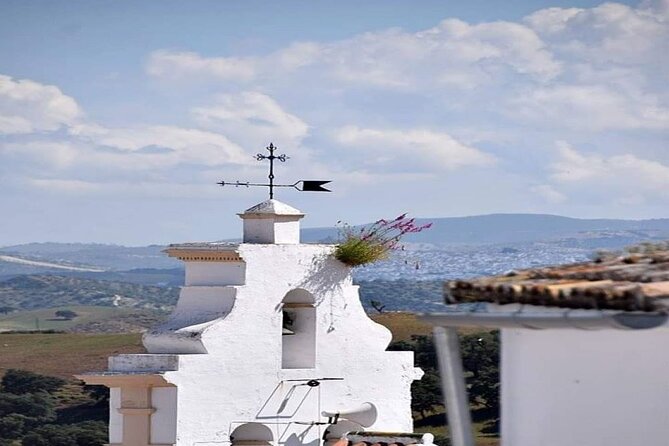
[323,420,363,446]
[322,402,377,428]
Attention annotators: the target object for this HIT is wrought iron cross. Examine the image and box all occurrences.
[217,142,331,199]
[256,143,287,199]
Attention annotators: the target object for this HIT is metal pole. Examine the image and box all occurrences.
[432,326,474,446]
[268,145,275,199]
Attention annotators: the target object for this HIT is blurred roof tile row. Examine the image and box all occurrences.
[447,244,669,312]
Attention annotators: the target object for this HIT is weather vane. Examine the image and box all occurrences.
[217,142,331,199]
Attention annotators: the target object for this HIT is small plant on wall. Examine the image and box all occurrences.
[334,214,432,267]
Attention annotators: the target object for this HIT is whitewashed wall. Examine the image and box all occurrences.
[109,388,122,444]
[151,387,178,445]
[185,261,245,286]
[501,327,669,446]
[118,242,421,446]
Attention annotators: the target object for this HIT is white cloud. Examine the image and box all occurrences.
[146,50,256,81]
[432,19,561,80]
[0,115,35,134]
[531,184,567,204]
[525,3,669,67]
[0,75,81,134]
[145,2,668,136]
[514,3,669,132]
[26,177,219,198]
[326,20,561,88]
[641,0,669,18]
[6,124,252,174]
[84,125,250,168]
[0,70,314,199]
[192,92,308,148]
[4,2,669,216]
[273,42,322,72]
[549,142,669,203]
[510,84,669,131]
[146,17,561,89]
[2,141,79,169]
[524,7,584,34]
[334,126,494,171]
[27,178,103,194]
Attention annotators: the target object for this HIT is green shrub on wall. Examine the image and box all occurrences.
[335,214,431,267]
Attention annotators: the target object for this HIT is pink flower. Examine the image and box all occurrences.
[337,212,432,263]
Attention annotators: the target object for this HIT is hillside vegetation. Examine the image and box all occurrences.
[0,275,179,311]
[0,369,108,444]
[0,314,499,445]
[0,306,165,333]
[0,333,143,379]
[0,273,446,333]
[0,274,445,314]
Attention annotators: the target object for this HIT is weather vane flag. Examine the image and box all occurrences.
[217,142,332,199]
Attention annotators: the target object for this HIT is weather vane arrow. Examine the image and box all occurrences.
[217,142,332,199]
[300,180,331,192]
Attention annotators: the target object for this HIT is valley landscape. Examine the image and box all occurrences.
[0,213,667,445]
[1,213,668,331]
[2,1,667,444]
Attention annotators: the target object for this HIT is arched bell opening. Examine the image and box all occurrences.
[230,422,274,446]
[281,288,316,369]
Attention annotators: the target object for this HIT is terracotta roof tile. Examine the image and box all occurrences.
[447,245,669,312]
[325,432,425,446]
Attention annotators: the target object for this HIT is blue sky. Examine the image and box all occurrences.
[0,0,667,245]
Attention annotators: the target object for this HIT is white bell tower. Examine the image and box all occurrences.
[240,199,304,244]
[78,199,423,446]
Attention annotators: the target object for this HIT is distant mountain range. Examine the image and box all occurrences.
[302,213,669,245]
[1,214,667,279]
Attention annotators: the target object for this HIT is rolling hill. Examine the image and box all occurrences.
[2,214,667,278]
[0,305,164,333]
[0,243,179,274]
[0,213,666,333]
[0,275,179,311]
[0,275,179,333]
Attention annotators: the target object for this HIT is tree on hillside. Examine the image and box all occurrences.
[389,336,441,419]
[460,331,500,413]
[21,421,106,446]
[0,391,56,420]
[389,331,500,419]
[55,310,78,320]
[83,384,109,404]
[1,369,66,395]
[0,413,26,439]
[411,369,442,418]
[0,369,107,445]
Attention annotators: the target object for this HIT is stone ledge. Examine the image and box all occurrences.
[117,407,156,415]
[76,372,174,387]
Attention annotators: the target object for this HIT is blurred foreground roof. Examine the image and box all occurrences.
[447,242,669,312]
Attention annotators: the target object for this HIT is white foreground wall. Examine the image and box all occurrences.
[502,327,669,446]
